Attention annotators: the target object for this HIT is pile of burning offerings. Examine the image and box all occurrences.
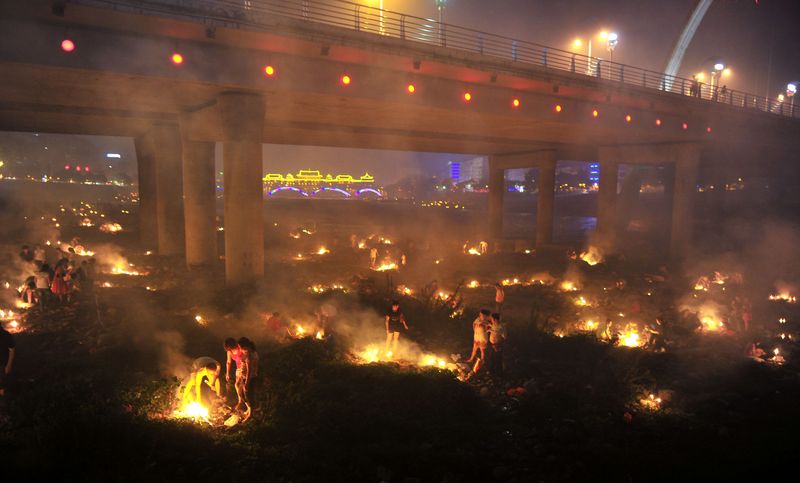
[351,344,459,373]
[99,222,123,233]
[1,309,24,334]
[288,323,325,340]
[579,246,604,266]
[308,283,348,294]
[106,260,148,276]
[372,260,398,272]
[462,241,488,256]
[616,323,646,348]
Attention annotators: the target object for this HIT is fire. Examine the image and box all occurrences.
[640,393,663,411]
[397,285,414,296]
[309,283,347,294]
[467,248,481,256]
[769,293,797,303]
[195,315,207,326]
[700,315,724,332]
[174,401,211,424]
[467,280,480,288]
[372,261,398,271]
[79,218,94,227]
[295,324,306,337]
[560,281,579,292]
[99,222,123,233]
[110,263,145,276]
[574,296,592,307]
[577,319,598,331]
[617,324,645,347]
[315,330,325,340]
[316,247,330,255]
[579,246,604,266]
[101,282,113,288]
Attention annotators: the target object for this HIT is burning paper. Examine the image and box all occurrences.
[99,222,123,233]
[579,246,604,266]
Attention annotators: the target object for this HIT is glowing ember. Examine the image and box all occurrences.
[617,324,645,347]
[579,246,604,266]
[99,222,123,233]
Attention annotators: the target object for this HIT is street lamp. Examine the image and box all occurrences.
[709,61,729,101]
[786,82,797,114]
[435,0,447,46]
[606,32,619,63]
[574,30,618,75]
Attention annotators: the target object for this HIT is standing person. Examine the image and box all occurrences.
[19,245,33,263]
[467,309,490,365]
[224,337,250,415]
[494,283,505,313]
[35,264,52,311]
[385,300,409,355]
[51,261,70,304]
[238,338,259,408]
[488,313,506,378]
[0,323,15,398]
[369,247,378,268]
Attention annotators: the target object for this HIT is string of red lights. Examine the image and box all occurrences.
[58,37,712,134]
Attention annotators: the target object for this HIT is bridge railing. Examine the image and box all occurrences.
[71,0,799,119]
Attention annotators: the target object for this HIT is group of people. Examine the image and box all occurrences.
[467,309,506,380]
[18,243,95,310]
[181,337,259,421]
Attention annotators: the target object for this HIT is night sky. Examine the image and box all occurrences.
[1,0,798,184]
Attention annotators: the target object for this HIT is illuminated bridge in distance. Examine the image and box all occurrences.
[263,169,383,198]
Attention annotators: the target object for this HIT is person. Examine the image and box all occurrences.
[494,283,505,313]
[35,264,52,310]
[385,300,409,354]
[0,324,15,397]
[646,317,667,352]
[182,357,221,407]
[479,240,489,254]
[467,309,490,365]
[20,276,37,305]
[487,312,506,378]
[238,338,259,406]
[369,247,378,268]
[19,245,33,263]
[224,337,250,415]
[33,244,46,265]
[51,261,70,304]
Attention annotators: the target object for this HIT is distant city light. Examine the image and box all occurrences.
[264,65,275,76]
[554,104,562,113]
[85,166,90,172]
[463,92,472,102]
[106,153,121,159]
[61,39,75,52]
[512,98,520,108]
[341,74,351,85]
[171,53,184,65]
[625,114,632,122]
[592,109,599,118]
[407,84,415,93]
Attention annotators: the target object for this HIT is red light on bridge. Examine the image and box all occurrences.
[85,166,90,172]
[463,92,472,102]
[341,74,351,86]
[171,53,184,65]
[706,126,712,133]
[554,104,562,113]
[264,65,275,77]
[592,109,599,118]
[407,84,416,94]
[655,118,662,126]
[512,98,520,108]
[625,114,632,123]
[682,122,688,130]
[76,166,82,172]
[64,165,70,170]
[61,39,75,53]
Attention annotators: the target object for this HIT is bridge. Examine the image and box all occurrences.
[1,0,798,284]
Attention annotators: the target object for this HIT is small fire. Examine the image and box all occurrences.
[315,330,325,340]
[316,247,330,255]
[397,285,414,296]
[99,222,123,233]
[640,393,663,411]
[700,315,724,332]
[770,348,786,365]
[560,281,579,292]
[110,263,145,276]
[579,246,603,266]
[574,296,592,307]
[577,319,598,331]
[617,324,644,348]
[309,283,347,294]
[467,280,480,289]
[372,261,398,271]
[174,401,211,424]
[101,282,113,288]
[769,293,797,303]
[195,315,207,326]
[79,218,94,227]
[467,248,481,256]
[295,324,306,337]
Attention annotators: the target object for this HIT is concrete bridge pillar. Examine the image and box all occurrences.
[150,123,185,256]
[670,149,700,259]
[487,158,505,236]
[536,157,557,247]
[596,157,620,250]
[219,92,266,285]
[133,134,158,250]
[180,134,217,267]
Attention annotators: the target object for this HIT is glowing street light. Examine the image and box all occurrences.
[573,29,619,75]
[606,32,619,63]
[61,39,75,52]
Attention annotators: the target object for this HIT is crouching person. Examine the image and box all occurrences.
[182,356,222,408]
